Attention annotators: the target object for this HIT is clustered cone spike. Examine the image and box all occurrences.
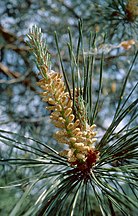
[28,26,99,169]
[38,67,99,168]
[126,0,138,21]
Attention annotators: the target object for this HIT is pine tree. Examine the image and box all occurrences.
[0,1,138,215]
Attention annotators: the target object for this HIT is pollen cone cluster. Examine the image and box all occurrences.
[126,0,138,21]
[38,66,99,167]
